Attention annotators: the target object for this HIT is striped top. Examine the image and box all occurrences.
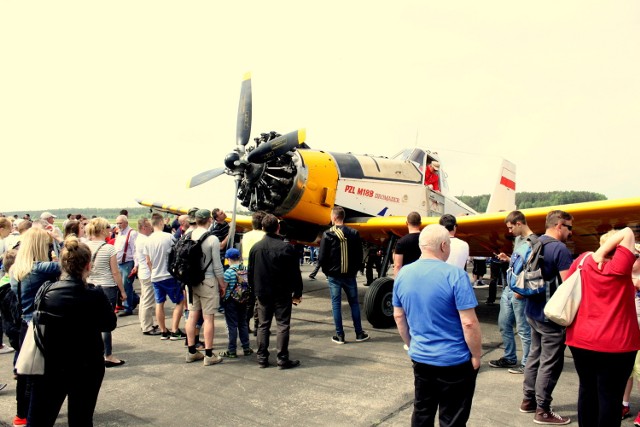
[86,240,117,287]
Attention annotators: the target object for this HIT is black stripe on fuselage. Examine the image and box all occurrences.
[330,152,365,179]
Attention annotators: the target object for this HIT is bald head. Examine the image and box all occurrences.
[419,224,451,261]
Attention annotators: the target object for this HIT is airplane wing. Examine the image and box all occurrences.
[346,197,640,257]
[135,198,253,233]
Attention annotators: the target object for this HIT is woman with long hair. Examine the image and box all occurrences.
[85,217,127,367]
[28,236,116,426]
[565,227,640,426]
[9,227,61,427]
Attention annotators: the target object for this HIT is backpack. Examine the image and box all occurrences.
[229,266,251,304]
[168,231,212,287]
[507,235,555,296]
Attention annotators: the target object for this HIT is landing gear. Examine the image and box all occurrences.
[363,276,395,328]
[363,234,398,328]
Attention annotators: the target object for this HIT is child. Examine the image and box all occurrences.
[0,249,20,354]
[220,248,253,358]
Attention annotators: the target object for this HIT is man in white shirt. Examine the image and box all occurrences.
[439,214,469,270]
[134,217,159,335]
[144,213,185,340]
[114,215,139,316]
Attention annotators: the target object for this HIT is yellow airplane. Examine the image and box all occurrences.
[138,73,640,328]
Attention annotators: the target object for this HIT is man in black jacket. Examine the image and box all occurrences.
[318,206,370,344]
[248,214,302,369]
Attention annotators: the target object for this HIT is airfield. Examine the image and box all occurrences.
[1,264,638,427]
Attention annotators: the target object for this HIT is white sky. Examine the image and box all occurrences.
[2,1,639,213]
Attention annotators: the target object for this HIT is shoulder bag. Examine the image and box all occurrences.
[544,253,591,327]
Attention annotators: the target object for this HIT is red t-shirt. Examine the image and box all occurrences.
[566,246,640,352]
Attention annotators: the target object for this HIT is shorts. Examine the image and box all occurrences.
[187,277,219,315]
[152,277,184,304]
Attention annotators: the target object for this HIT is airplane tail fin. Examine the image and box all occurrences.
[485,159,516,213]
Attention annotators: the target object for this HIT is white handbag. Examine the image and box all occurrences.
[544,253,591,327]
[15,320,46,375]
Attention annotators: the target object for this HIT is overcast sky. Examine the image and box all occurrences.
[2,1,639,214]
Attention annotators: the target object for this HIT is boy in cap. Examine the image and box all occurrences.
[219,248,253,358]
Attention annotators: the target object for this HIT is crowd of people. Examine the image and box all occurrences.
[1,206,640,426]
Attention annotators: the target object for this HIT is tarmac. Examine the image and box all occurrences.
[1,263,639,426]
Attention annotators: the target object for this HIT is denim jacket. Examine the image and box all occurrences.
[10,261,61,323]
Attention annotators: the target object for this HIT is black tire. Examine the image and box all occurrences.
[363,277,395,328]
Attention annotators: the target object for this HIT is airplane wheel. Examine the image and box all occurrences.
[364,277,395,329]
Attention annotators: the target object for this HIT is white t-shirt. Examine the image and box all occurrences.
[143,231,175,282]
[446,237,470,270]
[134,234,151,280]
[86,240,117,287]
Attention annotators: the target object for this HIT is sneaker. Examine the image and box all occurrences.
[204,355,223,366]
[277,359,300,370]
[0,344,15,354]
[142,329,161,336]
[489,357,517,368]
[485,300,496,306]
[185,351,205,363]
[258,360,270,368]
[13,416,27,426]
[355,332,370,342]
[473,281,489,289]
[219,350,237,358]
[508,365,525,374]
[170,328,187,341]
[160,330,171,340]
[622,405,631,420]
[332,334,345,344]
[308,274,316,281]
[195,342,205,351]
[534,409,570,425]
[633,410,640,426]
[520,399,536,413]
[243,347,254,356]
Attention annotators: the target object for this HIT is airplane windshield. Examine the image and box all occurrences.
[391,148,426,165]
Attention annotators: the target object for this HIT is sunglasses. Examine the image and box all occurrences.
[561,224,573,231]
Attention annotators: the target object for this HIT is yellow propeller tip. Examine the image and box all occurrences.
[298,128,306,144]
[243,72,251,81]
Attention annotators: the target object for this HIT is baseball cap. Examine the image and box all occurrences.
[195,209,211,220]
[187,207,198,224]
[40,211,56,219]
[225,248,241,260]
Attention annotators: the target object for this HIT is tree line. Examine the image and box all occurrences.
[458,191,607,213]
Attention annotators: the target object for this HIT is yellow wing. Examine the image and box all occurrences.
[135,198,253,234]
[346,197,640,256]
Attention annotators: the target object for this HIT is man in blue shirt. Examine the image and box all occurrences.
[393,224,482,427]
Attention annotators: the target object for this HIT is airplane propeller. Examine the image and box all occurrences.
[186,72,306,248]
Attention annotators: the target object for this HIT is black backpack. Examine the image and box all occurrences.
[168,231,212,287]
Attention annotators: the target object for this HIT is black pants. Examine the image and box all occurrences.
[569,347,636,427]
[29,363,105,427]
[256,296,292,363]
[411,359,478,427]
[16,321,32,420]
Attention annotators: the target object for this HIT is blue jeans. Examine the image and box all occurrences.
[97,286,118,356]
[223,299,250,352]
[118,261,139,313]
[498,286,531,366]
[327,276,363,336]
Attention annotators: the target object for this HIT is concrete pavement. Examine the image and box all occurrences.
[1,264,638,426]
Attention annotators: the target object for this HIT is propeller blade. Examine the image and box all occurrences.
[246,129,306,164]
[227,177,241,250]
[236,72,252,147]
[187,167,225,188]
